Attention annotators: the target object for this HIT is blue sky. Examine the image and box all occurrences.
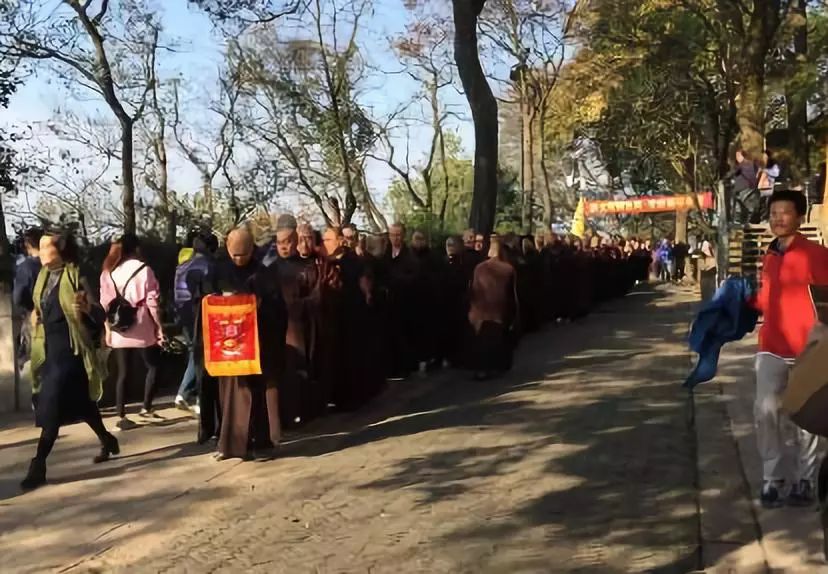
[3,0,480,228]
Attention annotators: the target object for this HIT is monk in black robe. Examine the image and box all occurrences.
[338,225,385,407]
[516,236,543,333]
[410,230,440,372]
[570,237,593,319]
[462,229,484,275]
[384,223,418,378]
[211,227,286,460]
[467,236,518,380]
[439,236,471,368]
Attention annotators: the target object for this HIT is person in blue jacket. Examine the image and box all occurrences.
[685,276,759,389]
[14,227,43,371]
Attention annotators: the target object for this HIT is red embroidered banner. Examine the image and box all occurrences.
[584,192,714,217]
[201,294,262,377]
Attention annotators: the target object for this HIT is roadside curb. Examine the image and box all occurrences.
[693,379,770,573]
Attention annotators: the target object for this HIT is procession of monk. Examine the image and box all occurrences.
[13,219,654,489]
[188,219,651,461]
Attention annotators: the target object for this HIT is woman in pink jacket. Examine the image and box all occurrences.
[100,234,164,431]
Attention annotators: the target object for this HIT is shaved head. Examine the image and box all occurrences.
[275,213,297,232]
[323,226,342,256]
[227,227,255,267]
[446,235,461,256]
[297,223,316,258]
[487,234,502,260]
[275,227,298,259]
[412,230,427,250]
[462,229,475,246]
[389,222,405,250]
[366,235,385,258]
[342,224,359,248]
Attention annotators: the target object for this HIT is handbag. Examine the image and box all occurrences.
[783,323,828,437]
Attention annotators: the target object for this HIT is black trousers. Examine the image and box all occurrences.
[36,408,109,462]
[113,346,161,417]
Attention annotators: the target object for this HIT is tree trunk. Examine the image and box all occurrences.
[786,0,809,183]
[0,192,16,413]
[453,0,498,236]
[155,138,175,242]
[736,76,765,159]
[121,119,137,234]
[520,90,535,232]
[357,169,386,233]
[538,101,553,229]
[437,122,451,232]
[736,0,782,159]
[675,208,688,244]
[200,174,214,223]
[821,143,828,238]
[165,209,177,244]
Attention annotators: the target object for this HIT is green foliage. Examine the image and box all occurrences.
[547,0,828,202]
[388,135,520,237]
[0,0,18,193]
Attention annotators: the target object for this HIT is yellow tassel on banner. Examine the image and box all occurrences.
[571,197,586,238]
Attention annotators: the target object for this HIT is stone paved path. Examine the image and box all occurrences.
[697,334,828,574]
[0,286,701,573]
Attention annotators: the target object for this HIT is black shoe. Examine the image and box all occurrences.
[788,479,815,507]
[252,446,279,460]
[760,481,785,509]
[20,458,47,491]
[93,434,120,464]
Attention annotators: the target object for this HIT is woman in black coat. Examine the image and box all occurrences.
[21,230,119,491]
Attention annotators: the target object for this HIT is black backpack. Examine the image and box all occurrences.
[106,264,147,333]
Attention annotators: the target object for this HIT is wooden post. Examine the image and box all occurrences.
[821,142,828,235]
[716,180,729,286]
[0,252,16,413]
[823,141,828,205]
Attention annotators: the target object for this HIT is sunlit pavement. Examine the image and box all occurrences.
[0,285,821,573]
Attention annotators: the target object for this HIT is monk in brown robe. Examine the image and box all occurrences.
[302,227,348,414]
[294,223,331,413]
[212,227,285,460]
[269,223,321,427]
[467,235,518,380]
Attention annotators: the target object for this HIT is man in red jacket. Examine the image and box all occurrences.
[752,190,828,508]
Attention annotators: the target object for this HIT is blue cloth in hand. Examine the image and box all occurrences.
[684,277,759,389]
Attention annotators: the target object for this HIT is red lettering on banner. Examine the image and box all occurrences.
[582,191,715,217]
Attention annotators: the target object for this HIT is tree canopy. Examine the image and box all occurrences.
[0,0,825,242]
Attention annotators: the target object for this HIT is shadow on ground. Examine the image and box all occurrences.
[332,287,704,572]
[1,286,730,573]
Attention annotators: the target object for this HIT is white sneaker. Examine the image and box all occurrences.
[174,395,189,410]
[139,408,163,420]
[191,403,201,416]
